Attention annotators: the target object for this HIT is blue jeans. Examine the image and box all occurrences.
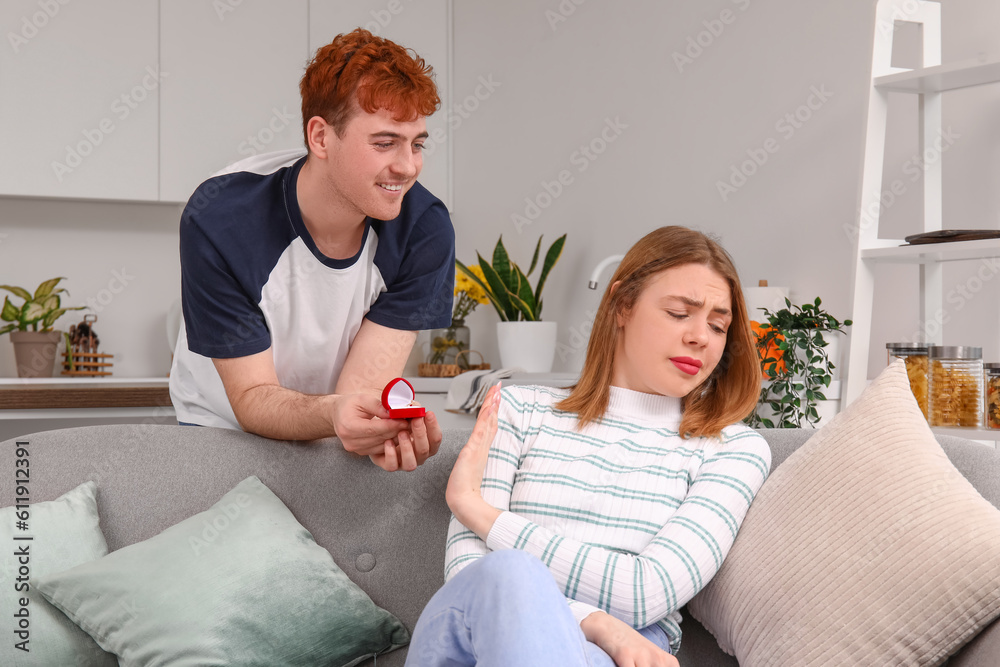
[405,550,671,666]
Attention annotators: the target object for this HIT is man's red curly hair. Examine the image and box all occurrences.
[300,28,440,142]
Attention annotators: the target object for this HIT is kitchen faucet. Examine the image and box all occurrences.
[588,254,625,290]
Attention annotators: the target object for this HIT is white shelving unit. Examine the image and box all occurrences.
[843,0,1000,441]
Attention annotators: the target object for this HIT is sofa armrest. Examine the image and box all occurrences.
[948,618,1000,667]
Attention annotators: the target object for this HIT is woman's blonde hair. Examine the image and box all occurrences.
[556,226,760,438]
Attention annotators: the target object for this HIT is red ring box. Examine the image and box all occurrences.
[382,377,426,419]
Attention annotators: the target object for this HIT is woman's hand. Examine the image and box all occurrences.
[581,612,679,667]
[445,383,503,539]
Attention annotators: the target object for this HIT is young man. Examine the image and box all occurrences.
[169,29,454,472]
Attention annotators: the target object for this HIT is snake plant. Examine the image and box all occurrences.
[456,234,566,322]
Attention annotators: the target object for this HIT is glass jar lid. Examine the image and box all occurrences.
[928,345,983,360]
[886,342,931,354]
[984,362,1000,375]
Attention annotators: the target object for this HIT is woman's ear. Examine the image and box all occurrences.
[609,281,627,328]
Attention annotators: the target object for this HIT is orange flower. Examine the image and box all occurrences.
[751,320,786,378]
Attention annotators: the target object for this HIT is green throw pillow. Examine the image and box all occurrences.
[0,481,117,667]
[36,476,410,667]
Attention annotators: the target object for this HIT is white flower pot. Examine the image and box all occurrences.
[496,321,557,373]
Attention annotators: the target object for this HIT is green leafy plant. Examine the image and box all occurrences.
[745,297,852,429]
[456,234,567,321]
[0,277,85,336]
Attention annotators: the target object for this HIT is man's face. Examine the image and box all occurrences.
[324,105,427,222]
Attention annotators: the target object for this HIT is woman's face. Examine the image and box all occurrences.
[612,263,732,398]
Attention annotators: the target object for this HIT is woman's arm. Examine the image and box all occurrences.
[485,427,771,629]
[443,385,520,580]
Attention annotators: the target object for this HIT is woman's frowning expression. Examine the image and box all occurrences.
[612,263,732,398]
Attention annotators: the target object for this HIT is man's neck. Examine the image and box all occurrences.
[296,157,366,260]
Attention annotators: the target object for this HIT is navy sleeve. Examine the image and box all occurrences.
[366,197,456,331]
[179,207,272,359]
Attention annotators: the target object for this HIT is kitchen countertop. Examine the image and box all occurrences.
[0,377,171,410]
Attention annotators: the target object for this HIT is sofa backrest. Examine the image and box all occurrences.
[2,424,465,642]
[2,424,998,667]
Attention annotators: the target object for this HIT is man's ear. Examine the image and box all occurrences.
[305,116,333,159]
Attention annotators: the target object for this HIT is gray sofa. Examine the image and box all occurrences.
[2,424,998,666]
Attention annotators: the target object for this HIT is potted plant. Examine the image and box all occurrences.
[1,278,86,378]
[428,264,490,368]
[457,234,566,372]
[745,297,852,428]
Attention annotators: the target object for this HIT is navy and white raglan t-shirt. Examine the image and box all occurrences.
[169,148,455,429]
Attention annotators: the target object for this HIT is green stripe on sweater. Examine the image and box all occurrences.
[513,471,683,509]
[510,501,665,534]
[672,516,723,568]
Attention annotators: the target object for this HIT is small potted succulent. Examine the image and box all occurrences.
[1,278,86,378]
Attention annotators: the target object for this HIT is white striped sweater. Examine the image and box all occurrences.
[444,385,771,652]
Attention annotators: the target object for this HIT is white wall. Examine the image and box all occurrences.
[448,0,1000,380]
[4,0,1000,384]
[0,197,183,377]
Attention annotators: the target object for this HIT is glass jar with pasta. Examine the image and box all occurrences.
[928,346,983,428]
[985,363,1000,430]
[886,343,930,420]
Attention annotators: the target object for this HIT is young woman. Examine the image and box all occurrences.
[406,226,770,667]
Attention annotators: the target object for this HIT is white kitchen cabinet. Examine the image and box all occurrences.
[159,1,309,202]
[1,2,451,205]
[0,0,160,200]
[309,0,453,209]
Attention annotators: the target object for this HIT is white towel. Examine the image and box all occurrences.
[444,368,517,414]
